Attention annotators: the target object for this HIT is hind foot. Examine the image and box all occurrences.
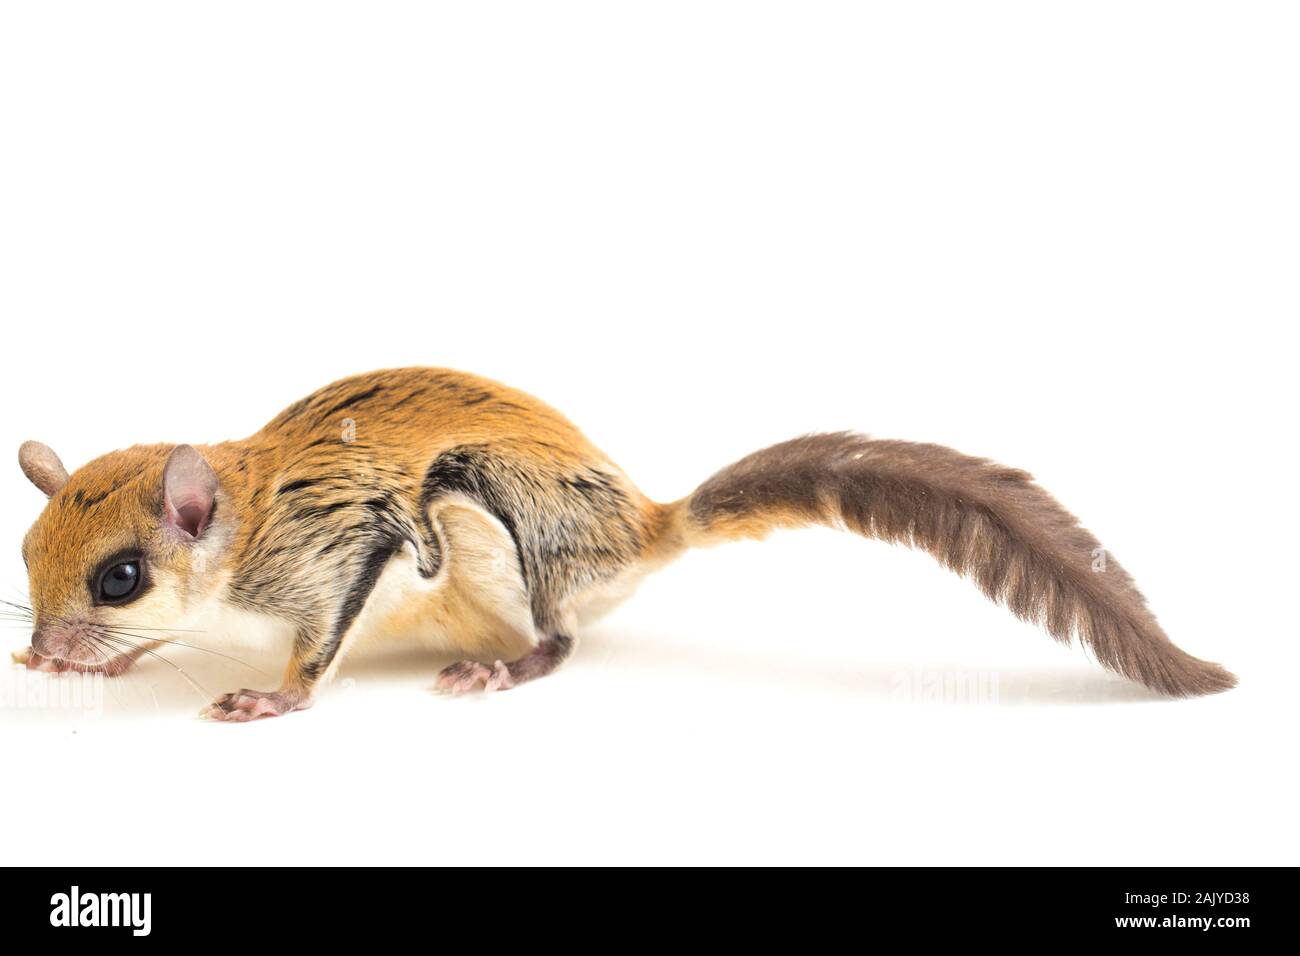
[436,660,514,694]
[436,635,573,695]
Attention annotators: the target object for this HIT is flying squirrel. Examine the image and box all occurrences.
[12,367,1234,720]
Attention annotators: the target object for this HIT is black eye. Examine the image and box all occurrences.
[98,561,142,603]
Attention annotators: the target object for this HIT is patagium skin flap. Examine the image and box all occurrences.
[13,367,1234,720]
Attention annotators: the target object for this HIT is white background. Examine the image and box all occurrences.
[1,2,1295,865]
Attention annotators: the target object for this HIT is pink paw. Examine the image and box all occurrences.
[201,689,309,722]
[437,660,514,694]
[14,646,48,670]
[15,647,74,673]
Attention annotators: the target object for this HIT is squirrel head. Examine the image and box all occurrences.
[17,441,229,666]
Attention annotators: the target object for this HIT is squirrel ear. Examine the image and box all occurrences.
[163,445,218,539]
[19,441,69,497]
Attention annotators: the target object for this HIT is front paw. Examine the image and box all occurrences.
[14,646,64,672]
[201,689,311,722]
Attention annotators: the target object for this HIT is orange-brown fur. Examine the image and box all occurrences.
[16,367,1233,719]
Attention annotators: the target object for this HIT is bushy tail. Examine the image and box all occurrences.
[663,432,1233,697]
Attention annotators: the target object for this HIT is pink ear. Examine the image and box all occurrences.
[163,445,218,539]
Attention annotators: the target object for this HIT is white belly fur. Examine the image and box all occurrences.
[349,494,659,657]
[344,495,538,661]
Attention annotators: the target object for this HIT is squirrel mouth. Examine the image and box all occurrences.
[32,647,137,677]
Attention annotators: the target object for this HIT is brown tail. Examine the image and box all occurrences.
[664,432,1233,697]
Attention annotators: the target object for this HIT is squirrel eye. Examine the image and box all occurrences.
[98,561,142,603]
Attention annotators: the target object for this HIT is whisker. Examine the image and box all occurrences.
[95,632,211,698]
[85,639,129,710]
[76,638,127,715]
[93,633,211,700]
[5,595,242,688]
[98,628,268,675]
[85,640,127,713]
[4,598,206,634]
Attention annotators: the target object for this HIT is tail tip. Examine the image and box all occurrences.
[1161,659,1237,698]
